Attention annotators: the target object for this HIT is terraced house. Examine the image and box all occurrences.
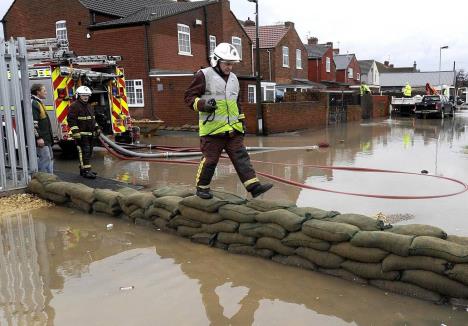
[2,0,254,126]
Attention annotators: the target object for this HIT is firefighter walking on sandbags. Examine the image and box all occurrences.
[67,86,101,179]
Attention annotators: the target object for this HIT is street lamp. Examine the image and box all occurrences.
[248,0,263,135]
[439,45,448,93]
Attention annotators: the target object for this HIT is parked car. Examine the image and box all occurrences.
[414,95,454,118]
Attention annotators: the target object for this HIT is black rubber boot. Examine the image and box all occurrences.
[81,170,97,179]
[80,169,97,177]
[196,187,213,199]
[250,183,273,198]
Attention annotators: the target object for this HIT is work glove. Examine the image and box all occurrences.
[200,98,217,113]
[71,130,81,140]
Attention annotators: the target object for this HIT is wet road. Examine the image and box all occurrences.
[2,113,468,325]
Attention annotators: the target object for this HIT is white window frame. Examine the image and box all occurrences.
[282,46,289,68]
[347,67,353,79]
[356,73,360,81]
[248,85,256,103]
[296,49,302,69]
[55,20,69,48]
[326,57,331,73]
[177,23,192,55]
[125,79,144,107]
[231,36,242,60]
[209,35,216,55]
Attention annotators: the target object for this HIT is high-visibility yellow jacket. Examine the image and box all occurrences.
[403,84,412,97]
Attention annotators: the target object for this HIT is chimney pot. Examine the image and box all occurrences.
[308,37,318,45]
[284,21,294,28]
[384,60,389,66]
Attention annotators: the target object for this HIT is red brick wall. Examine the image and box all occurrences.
[372,95,390,118]
[308,48,336,83]
[336,55,361,84]
[273,27,308,84]
[347,105,362,122]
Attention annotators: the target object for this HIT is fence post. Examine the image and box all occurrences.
[0,39,11,189]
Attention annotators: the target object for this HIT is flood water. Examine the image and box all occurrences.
[2,113,468,325]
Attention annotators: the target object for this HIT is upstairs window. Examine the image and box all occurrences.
[296,49,302,69]
[125,79,144,107]
[356,73,360,81]
[282,46,289,67]
[232,37,242,60]
[55,20,69,48]
[347,67,353,79]
[209,35,216,55]
[177,24,191,55]
[326,57,331,73]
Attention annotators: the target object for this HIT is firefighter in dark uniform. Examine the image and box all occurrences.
[67,86,101,179]
[184,42,273,199]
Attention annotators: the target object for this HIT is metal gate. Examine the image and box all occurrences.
[328,93,347,124]
[0,37,37,193]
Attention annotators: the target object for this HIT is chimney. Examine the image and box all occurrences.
[384,60,389,67]
[389,64,394,68]
[284,21,294,28]
[326,41,333,48]
[413,60,417,70]
[308,37,318,45]
[244,17,255,27]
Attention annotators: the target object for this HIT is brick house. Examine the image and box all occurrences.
[304,37,337,87]
[242,21,309,102]
[2,0,254,126]
[334,53,361,85]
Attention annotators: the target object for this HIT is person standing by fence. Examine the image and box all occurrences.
[31,84,54,173]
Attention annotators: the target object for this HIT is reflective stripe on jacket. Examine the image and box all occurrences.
[403,85,412,96]
[198,67,244,136]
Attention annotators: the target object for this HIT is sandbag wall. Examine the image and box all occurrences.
[28,173,468,306]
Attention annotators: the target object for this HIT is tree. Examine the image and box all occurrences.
[456,70,468,87]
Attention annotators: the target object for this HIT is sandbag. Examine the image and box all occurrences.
[179,204,224,224]
[341,261,399,281]
[272,255,316,270]
[330,242,389,263]
[288,206,340,220]
[122,192,155,209]
[246,198,296,212]
[281,232,331,251]
[180,195,228,213]
[318,268,367,284]
[255,209,306,232]
[129,208,145,220]
[116,187,139,196]
[445,264,468,286]
[152,186,194,198]
[201,220,239,233]
[256,237,295,256]
[219,204,259,223]
[217,232,256,246]
[227,244,274,259]
[167,215,202,229]
[211,190,246,205]
[44,192,68,204]
[239,223,287,240]
[27,179,45,197]
[153,196,183,214]
[409,236,468,263]
[93,189,120,207]
[446,235,468,246]
[369,280,443,303]
[401,270,468,298]
[382,254,449,274]
[351,231,414,257]
[32,172,59,185]
[153,217,173,233]
[177,226,203,238]
[191,233,217,246]
[69,197,92,213]
[66,183,95,204]
[44,181,73,197]
[388,224,447,239]
[295,247,344,268]
[302,220,359,242]
[93,201,121,216]
[326,214,384,231]
[213,241,228,251]
[144,206,174,220]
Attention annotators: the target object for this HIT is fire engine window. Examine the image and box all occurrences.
[125,79,144,107]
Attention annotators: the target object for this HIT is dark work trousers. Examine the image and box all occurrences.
[76,135,94,171]
[196,131,258,190]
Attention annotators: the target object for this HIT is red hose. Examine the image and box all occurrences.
[101,139,468,200]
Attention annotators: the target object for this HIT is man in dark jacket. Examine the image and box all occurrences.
[31,84,54,173]
[67,86,101,179]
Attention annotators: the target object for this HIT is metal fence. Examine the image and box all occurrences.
[0,37,37,192]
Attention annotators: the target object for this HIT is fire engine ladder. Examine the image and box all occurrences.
[59,66,122,81]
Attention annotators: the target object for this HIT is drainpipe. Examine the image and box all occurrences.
[266,49,272,81]
[203,6,210,66]
[251,43,254,76]
[144,23,155,119]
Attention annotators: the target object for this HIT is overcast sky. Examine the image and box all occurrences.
[1,0,467,71]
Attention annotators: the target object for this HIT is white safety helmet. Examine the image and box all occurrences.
[75,86,92,97]
[210,42,241,67]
